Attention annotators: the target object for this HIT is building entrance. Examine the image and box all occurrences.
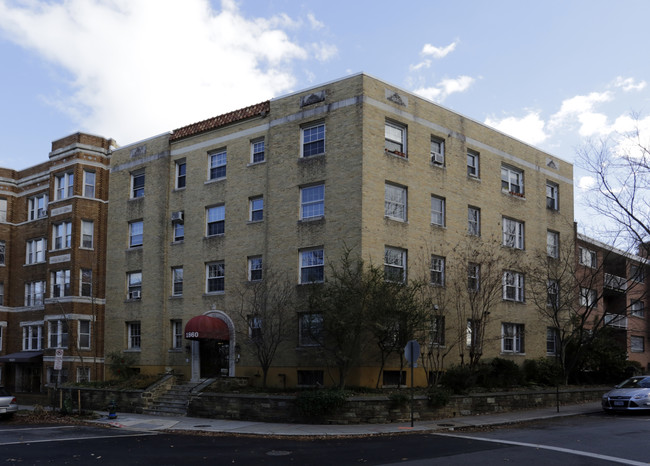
[199,339,229,377]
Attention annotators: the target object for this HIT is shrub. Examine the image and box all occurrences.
[523,358,563,386]
[427,387,450,408]
[440,365,477,394]
[106,351,138,380]
[388,392,410,407]
[477,358,523,389]
[295,390,348,418]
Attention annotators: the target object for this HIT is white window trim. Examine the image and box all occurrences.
[503,218,525,250]
[299,248,325,284]
[300,184,325,220]
[501,323,525,354]
[385,183,407,221]
[385,120,407,156]
[468,206,480,236]
[430,137,445,165]
[78,320,91,350]
[83,170,96,198]
[131,171,145,198]
[431,195,445,227]
[206,261,225,293]
[301,123,326,158]
[127,322,141,350]
[248,256,263,282]
[384,246,407,283]
[208,149,227,180]
[467,150,479,178]
[206,205,226,236]
[501,164,524,195]
[579,247,597,268]
[430,255,445,286]
[503,271,525,302]
[546,181,559,210]
[175,160,186,190]
[172,267,183,297]
[249,196,263,222]
[81,220,94,249]
[547,230,559,258]
[250,139,265,164]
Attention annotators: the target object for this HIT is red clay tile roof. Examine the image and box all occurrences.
[170,101,271,141]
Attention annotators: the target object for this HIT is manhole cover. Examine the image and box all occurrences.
[266,450,292,457]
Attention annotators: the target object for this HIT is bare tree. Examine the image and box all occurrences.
[418,284,455,387]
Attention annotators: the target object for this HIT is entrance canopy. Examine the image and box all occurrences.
[184,315,229,341]
[0,351,43,363]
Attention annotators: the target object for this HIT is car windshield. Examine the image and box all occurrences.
[617,377,650,389]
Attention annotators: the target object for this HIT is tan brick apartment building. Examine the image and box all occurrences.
[104,73,592,387]
[0,133,111,393]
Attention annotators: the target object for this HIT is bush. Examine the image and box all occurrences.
[477,358,523,389]
[523,358,564,386]
[295,390,348,418]
[106,351,138,380]
[388,392,410,407]
[440,365,477,394]
[427,387,450,408]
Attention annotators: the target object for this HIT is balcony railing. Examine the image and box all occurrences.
[604,313,628,329]
[604,273,627,292]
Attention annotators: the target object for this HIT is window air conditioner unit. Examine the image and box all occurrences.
[431,152,444,165]
[129,290,141,300]
[171,211,184,222]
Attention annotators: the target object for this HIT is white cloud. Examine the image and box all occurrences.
[410,41,457,71]
[484,111,548,145]
[613,76,647,92]
[414,75,474,102]
[0,0,333,145]
[307,12,324,30]
[578,176,596,190]
[548,91,613,136]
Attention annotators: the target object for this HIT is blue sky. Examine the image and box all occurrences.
[1,0,649,233]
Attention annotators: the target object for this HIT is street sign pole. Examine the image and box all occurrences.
[404,340,420,428]
[410,342,414,427]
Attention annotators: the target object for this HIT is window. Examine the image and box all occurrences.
[77,367,91,383]
[51,270,71,297]
[382,371,407,387]
[631,264,646,283]
[206,262,225,293]
[0,199,6,222]
[129,221,143,247]
[579,287,597,308]
[631,336,645,353]
[131,171,145,198]
[300,248,324,284]
[502,323,525,353]
[78,320,91,349]
[48,367,68,385]
[468,263,480,291]
[25,280,46,306]
[547,280,559,308]
[579,247,597,268]
[502,218,525,250]
[430,255,445,286]
[26,238,46,264]
[172,320,183,349]
[431,196,445,227]
[53,222,72,250]
[299,313,323,346]
[384,246,406,283]
[547,230,559,258]
[81,220,94,249]
[385,183,407,221]
[248,315,262,340]
[385,121,406,156]
[546,327,559,355]
[22,325,43,351]
[176,161,186,189]
[467,150,479,178]
[28,193,48,220]
[297,370,324,386]
[127,322,141,350]
[466,319,481,348]
[0,282,4,305]
[302,123,325,157]
[80,269,92,297]
[49,320,69,348]
[503,271,525,302]
[248,256,263,281]
[251,139,265,163]
[631,300,645,317]
[55,172,74,200]
[173,221,184,242]
[249,196,263,222]
[501,165,524,195]
[83,171,96,198]
[430,137,445,165]
[546,181,559,210]
[172,267,183,296]
[209,149,227,180]
[431,316,445,346]
[206,205,225,236]
[127,272,142,300]
[300,184,324,220]
[0,241,4,266]
[468,206,480,236]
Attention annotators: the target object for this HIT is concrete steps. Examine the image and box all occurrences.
[142,381,205,417]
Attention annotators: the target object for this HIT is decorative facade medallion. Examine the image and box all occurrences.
[300,90,326,107]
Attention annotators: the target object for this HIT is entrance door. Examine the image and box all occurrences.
[199,340,229,378]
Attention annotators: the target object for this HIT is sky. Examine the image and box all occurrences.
[0,0,649,235]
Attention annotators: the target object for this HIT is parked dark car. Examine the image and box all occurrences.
[0,387,18,419]
[602,376,650,411]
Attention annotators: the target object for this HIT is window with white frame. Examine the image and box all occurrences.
[127,322,141,349]
[385,120,406,156]
[299,313,323,346]
[468,206,480,236]
[173,221,184,242]
[251,139,265,163]
[77,367,91,383]
[78,320,91,349]
[501,164,524,194]
[25,280,46,306]
[208,149,227,180]
[26,238,46,264]
[547,230,559,258]
[468,263,480,291]
[206,205,225,236]
[546,181,559,210]
[547,280,559,308]
[467,150,479,178]
[53,221,72,250]
[28,193,48,220]
[175,161,186,189]
[206,261,225,293]
[430,137,445,165]
[22,324,43,350]
[129,220,143,247]
[579,247,597,268]
[249,196,263,222]
[81,220,94,249]
[430,255,445,286]
[384,246,406,283]
[502,217,524,249]
[385,183,407,221]
[55,172,74,200]
[171,320,183,349]
[248,315,262,340]
[546,327,559,355]
[300,248,324,284]
[631,300,645,317]
[302,123,325,157]
[131,171,145,198]
[172,267,183,296]
[83,170,96,198]
[431,316,445,346]
[248,256,263,281]
[631,264,645,283]
[0,241,4,266]
[300,184,324,220]
[466,319,481,348]
[0,199,6,223]
[48,367,68,385]
[503,271,525,302]
[51,270,71,297]
[631,335,645,353]
[579,287,597,308]
[49,319,69,348]
[127,271,142,300]
[431,196,445,227]
[80,269,92,297]
[502,323,525,353]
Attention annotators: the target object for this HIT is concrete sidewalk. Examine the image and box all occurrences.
[77,401,602,437]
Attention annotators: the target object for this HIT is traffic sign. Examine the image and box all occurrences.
[54,349,64,370]
[404,340,420,364]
